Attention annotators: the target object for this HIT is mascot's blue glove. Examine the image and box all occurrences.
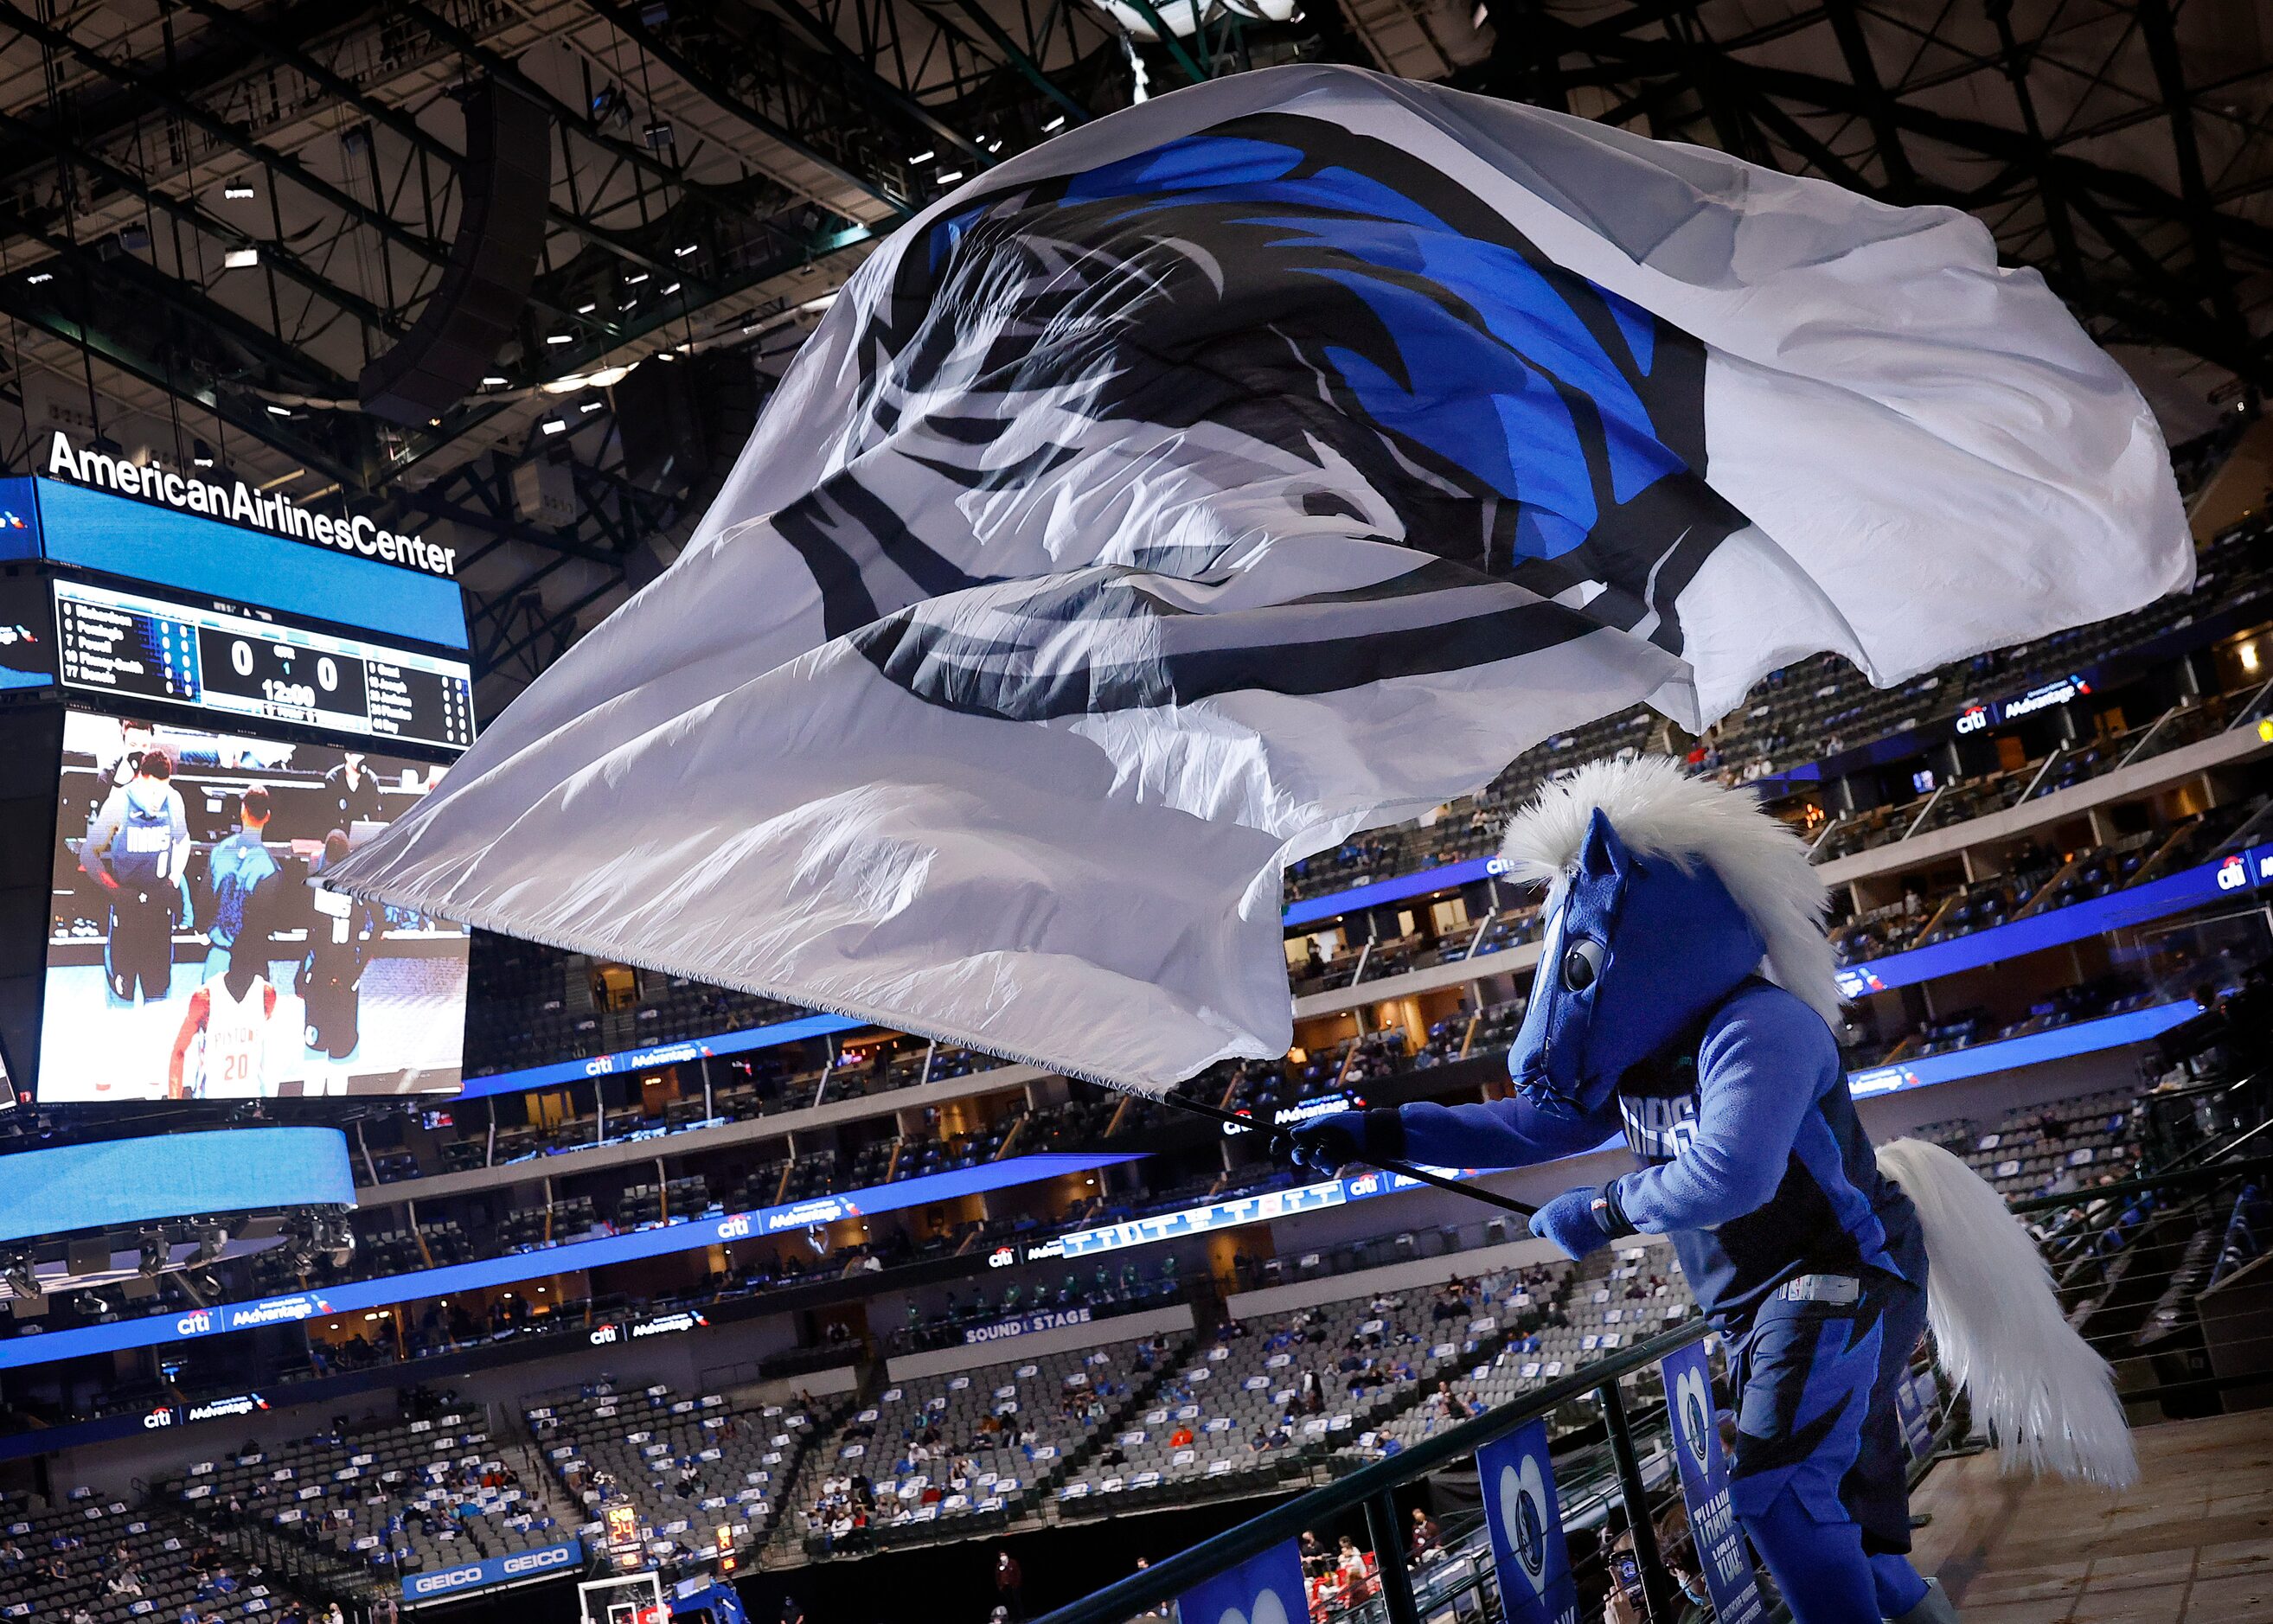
[1285,1108,1405,1177]
[1530,1185,1635,1260]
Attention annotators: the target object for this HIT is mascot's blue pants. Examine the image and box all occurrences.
[1727,1269,1932,1622]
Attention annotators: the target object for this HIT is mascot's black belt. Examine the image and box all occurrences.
[1772,1274,1861,1306]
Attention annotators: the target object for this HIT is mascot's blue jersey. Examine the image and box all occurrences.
[1399,981,1922,1323]
[1610,981,1923,1320]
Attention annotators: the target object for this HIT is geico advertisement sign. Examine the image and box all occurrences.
[412,1568,490,1596]
[402,1541,581,1597]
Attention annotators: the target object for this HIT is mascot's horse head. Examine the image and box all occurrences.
[1499,756,1840,1114]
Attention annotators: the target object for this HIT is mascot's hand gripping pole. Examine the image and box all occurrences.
[1093,1084,1538,1220]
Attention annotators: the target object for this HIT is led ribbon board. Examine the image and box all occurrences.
[0,1151,1142,1371]
[458,1011,863,1097]
[1834,854,2272,997]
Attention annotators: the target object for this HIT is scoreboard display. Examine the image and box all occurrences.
[53,578,474,751]
[0,470,477,1108]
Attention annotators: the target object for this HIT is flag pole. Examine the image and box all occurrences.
[1093,1082,1539,1220]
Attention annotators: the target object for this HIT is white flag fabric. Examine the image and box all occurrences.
[329,66,2189,1091]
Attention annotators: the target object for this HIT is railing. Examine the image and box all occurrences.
[1034,1130,2273,1624]
[2008,1135,2273,1411]
[176,1493,386,1621]
[1028,1321,1713,1624]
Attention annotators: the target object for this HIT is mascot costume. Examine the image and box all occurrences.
[1292,757,2135,1624]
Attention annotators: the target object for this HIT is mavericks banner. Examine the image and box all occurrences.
[1477,1418,1576,1624]
[1662,1342,1765,1624]
[1173,1538,1307,1624]
[327,64,2193,1097]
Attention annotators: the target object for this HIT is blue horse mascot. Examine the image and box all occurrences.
[1292,757,2135,1624]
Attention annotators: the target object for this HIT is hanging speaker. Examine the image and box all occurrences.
[360,80,553,426]
[615,350,762,499]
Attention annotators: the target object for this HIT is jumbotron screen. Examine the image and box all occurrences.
[37,709,468,1100]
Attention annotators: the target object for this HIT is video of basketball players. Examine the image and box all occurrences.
[38,710,469,1100]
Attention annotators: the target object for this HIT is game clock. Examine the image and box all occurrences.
[53,577,472,751]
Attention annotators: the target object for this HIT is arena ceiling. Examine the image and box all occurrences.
[0,0,2264,709]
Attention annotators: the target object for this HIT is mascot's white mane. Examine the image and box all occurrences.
[1498,755,1842,1029]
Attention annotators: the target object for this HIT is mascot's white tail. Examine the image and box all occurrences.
[1876,1137,2138,1490]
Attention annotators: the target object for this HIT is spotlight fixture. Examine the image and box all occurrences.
[317,1215,356,1270]
[1,1253,38,1301]
[190,1225,229,1266]
[137,1229,172,1278]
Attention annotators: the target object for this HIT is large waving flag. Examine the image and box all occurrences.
[330,66,2189,1091]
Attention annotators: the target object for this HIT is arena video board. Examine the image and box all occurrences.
[0,1127,352,1244]
[52,577,474,751]
[37,708,470,1100]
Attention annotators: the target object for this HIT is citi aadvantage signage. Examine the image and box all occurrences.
[46,431,458,577]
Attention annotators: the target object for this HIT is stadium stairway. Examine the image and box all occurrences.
[778,1330,1201,1560]
[173,1496,379,1616]
[531,1378,857,1571]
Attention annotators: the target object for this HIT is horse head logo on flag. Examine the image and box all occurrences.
[1674,1361,1714,1477]
[1497,1453,1553,1596]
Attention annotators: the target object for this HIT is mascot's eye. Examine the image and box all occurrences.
[1561,937,1604,993]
